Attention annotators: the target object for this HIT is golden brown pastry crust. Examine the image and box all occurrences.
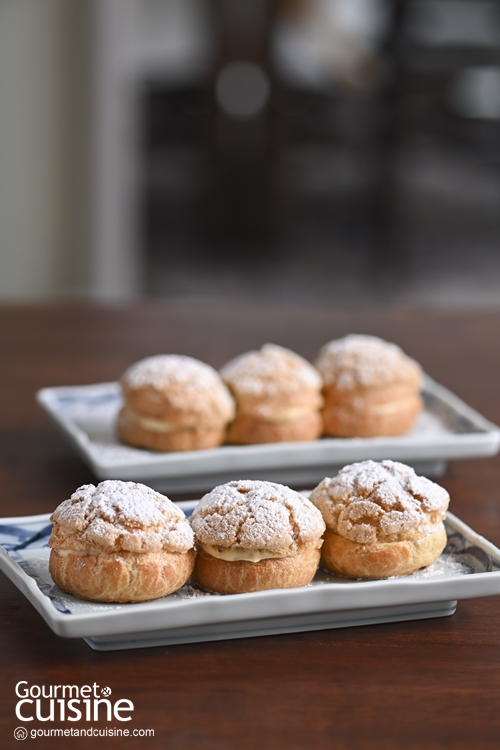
[322,395,423,438]
[320,525,446,579]
[117,406,227,452]
[227,411,323,445]
[191,479,325,593]
[118,355,234,451]
[310,460,450,579]
[315,335,423,437]
[191,479,325,555]
[49,548,195,603]
[221,344,323,445]
[193,545,320,594]
[49,480,195,602]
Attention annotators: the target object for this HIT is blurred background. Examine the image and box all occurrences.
[1,0,500,307]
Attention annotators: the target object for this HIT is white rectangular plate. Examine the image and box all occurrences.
[37,376,500,492]
[1,506,500,651]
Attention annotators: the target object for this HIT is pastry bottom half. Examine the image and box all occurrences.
[227,411,322,445]
[320,524,447,579]
[49,547,195,603]
[322,396,422,438]
[193,546,321,594]
[117,407,226,451]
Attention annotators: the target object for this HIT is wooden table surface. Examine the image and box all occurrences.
[1,302,500,750]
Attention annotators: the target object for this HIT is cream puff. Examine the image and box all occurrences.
[49,480,195,602]
[191,479,326,594]
[309,460,450,579]
[315,334,423,437]
[220,344,323,444]
[117,354,235,451]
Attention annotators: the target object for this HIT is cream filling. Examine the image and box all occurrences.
[127,405,316,431]
[363,397,420,416]
[198,539,321,563]
[53,549,97,557]
[331,396,420,417]
[124,407,190,433]
[198,542,295,563]
[247,405,319,423]
[53,547,187,557]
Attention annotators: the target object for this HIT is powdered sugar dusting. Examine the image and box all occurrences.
[121,355,234,418]
[309,460,449,544]
[220,344,322,399]
[315,335,422,390]
[50,480,194,554]
[191,479,325,553]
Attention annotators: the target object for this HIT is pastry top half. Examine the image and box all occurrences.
[49,480,194,555]
[220,344,322,420]
[309,460,449,545]
[120,354,235,429]
[315,335,422,395]
[191,479,326,561]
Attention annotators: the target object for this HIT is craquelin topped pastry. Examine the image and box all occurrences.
[220,344,323,444]
[309,460,450,579]
[49,480,195,602]
[191,479,326,594]
[315,334,423,437]
[117,354,235,451]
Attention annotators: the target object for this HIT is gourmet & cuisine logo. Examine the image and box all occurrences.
[15,682,133,723]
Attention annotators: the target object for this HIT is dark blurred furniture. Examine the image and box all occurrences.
[1,302,500,749]
[144,0,277,265]
[142,1,500,293]
[388,0,500,153]
[208,0,276,244]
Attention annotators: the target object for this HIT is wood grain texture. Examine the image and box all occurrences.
[1,302,500,749]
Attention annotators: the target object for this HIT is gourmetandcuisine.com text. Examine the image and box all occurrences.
[26,727,154,738]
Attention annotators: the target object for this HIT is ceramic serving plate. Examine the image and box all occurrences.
[1,503,500,651]
[37,376,500,493]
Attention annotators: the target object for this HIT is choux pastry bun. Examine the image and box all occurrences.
[309,460,450,579]
[191,479,325,594]
[49,480,195,602]
[117,354,235,451]
[315,334,423,437]
[220,344,323,444]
